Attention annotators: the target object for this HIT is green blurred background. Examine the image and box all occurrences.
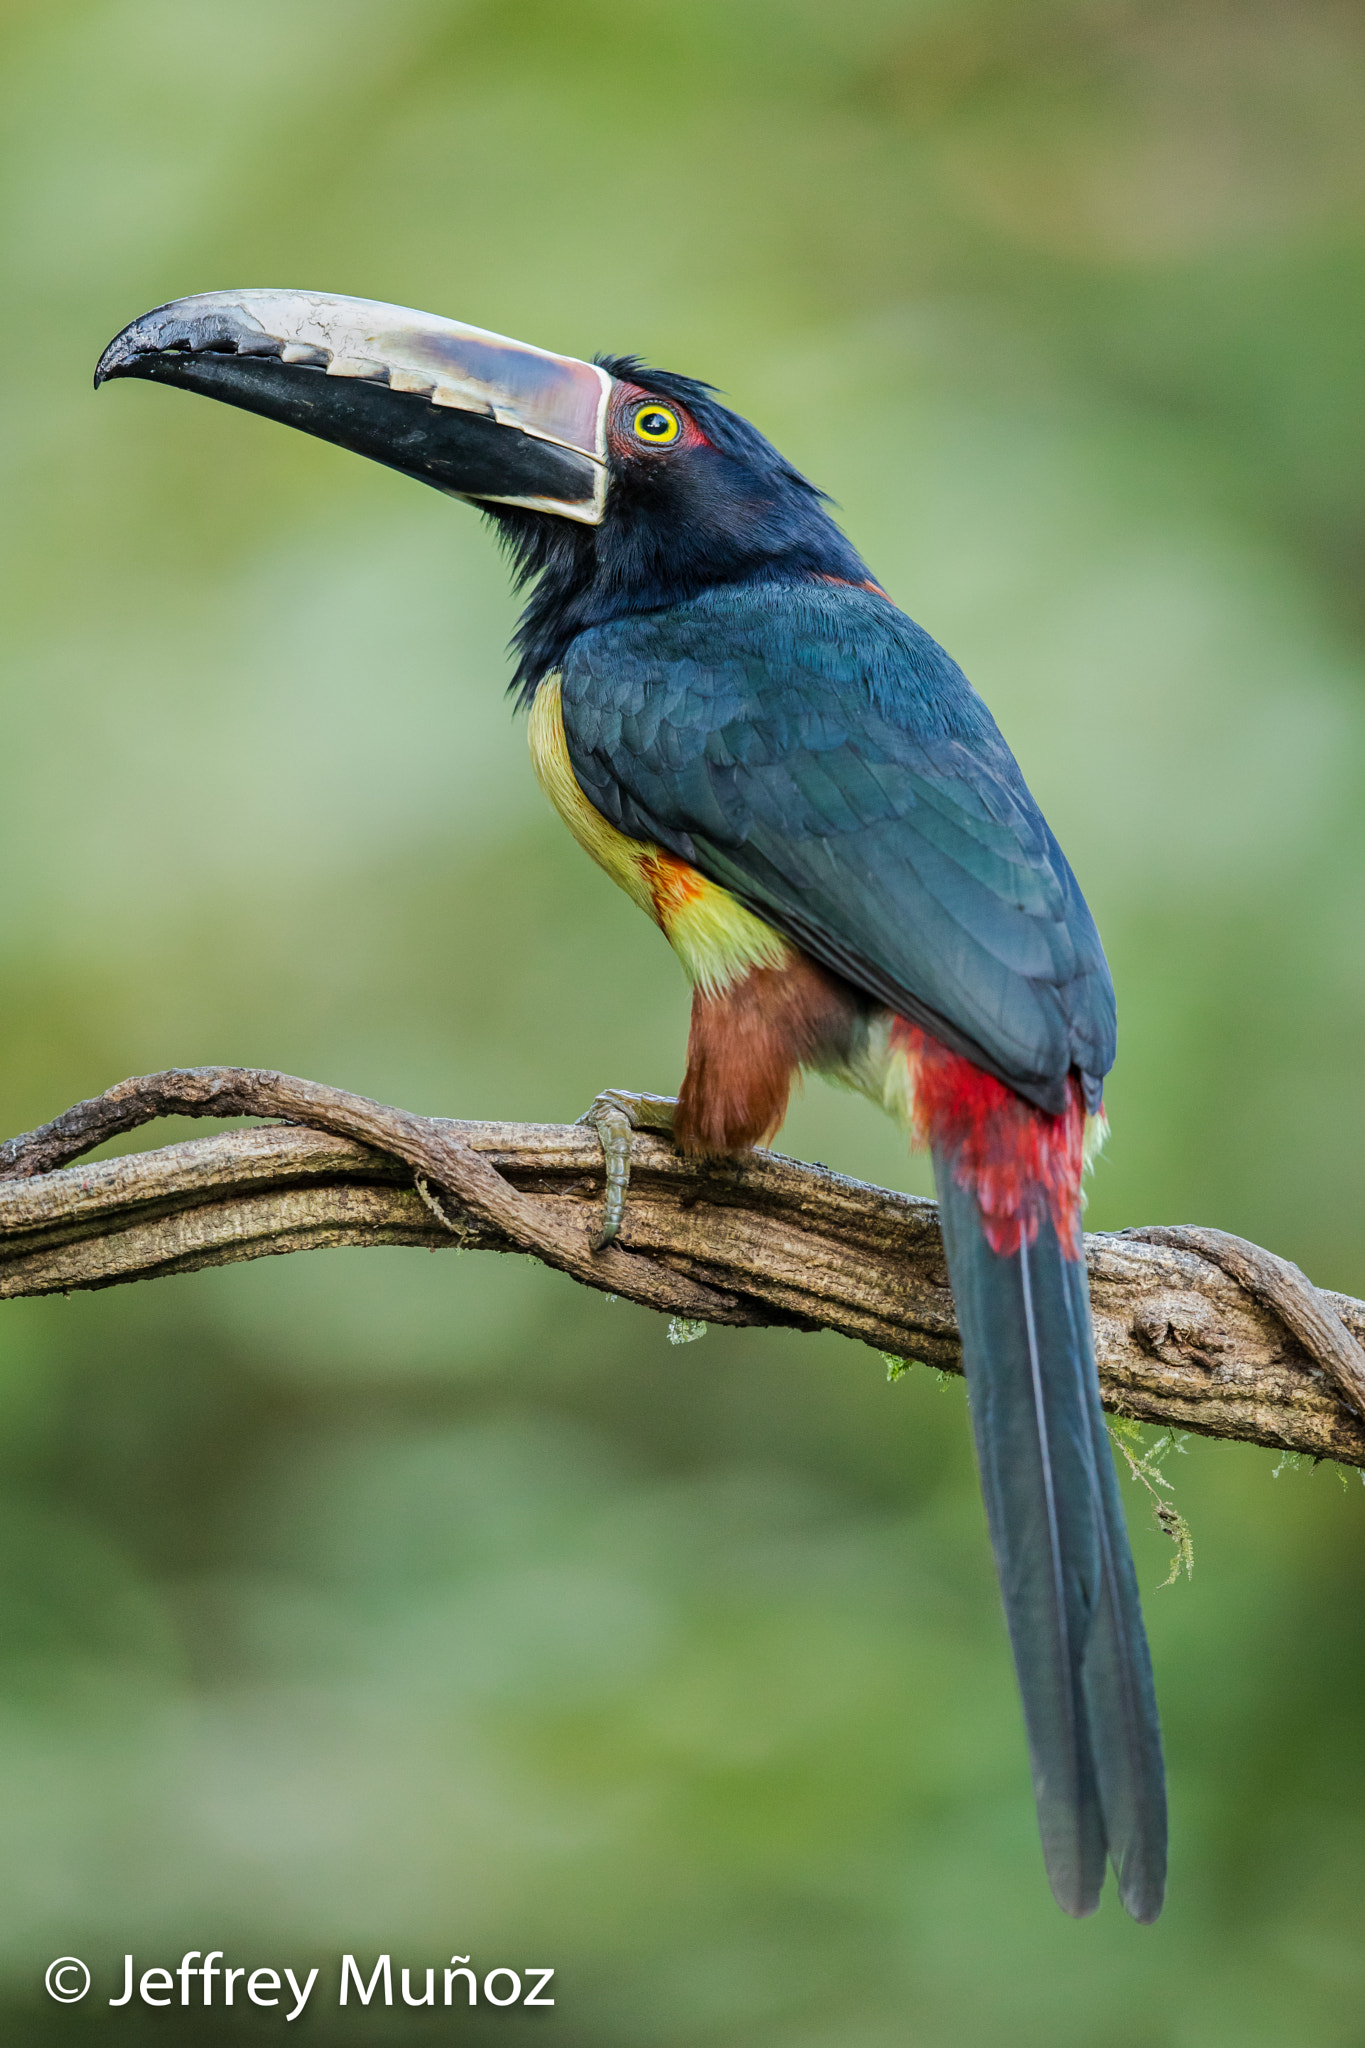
[2,0,1364,2039]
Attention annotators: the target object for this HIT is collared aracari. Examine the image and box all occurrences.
[96,291,1166,1921]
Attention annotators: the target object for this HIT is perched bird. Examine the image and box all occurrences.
[96,291,1166,1920]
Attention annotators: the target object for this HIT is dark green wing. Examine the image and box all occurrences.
[558,579,1114,1115]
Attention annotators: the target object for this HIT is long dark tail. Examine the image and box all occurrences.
[910,1035,1166,1920]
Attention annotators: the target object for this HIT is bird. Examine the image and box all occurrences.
[95,290,1166,1921]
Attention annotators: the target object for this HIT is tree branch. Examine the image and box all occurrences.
[3,1067,1363,1469]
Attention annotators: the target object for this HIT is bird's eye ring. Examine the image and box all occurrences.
[633,403,681,446]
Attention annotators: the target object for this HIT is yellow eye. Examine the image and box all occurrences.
[633,403,681,445]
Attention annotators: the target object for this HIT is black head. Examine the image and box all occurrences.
[95,293,876,703]
[493,356,875,701]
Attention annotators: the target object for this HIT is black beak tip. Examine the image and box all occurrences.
[94,331,148,390]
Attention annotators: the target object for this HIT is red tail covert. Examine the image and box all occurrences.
[897,1023,1087,1258]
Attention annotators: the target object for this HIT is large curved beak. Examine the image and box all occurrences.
[95,290,611,524]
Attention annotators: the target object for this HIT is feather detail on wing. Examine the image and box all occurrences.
[556,580,1115,1114]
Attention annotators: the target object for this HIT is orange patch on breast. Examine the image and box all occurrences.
[640,850,707,922]
[528,672,791,995]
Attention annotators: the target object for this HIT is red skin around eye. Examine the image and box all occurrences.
[607,379,712,457]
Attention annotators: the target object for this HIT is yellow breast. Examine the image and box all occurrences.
[527,675,790,996]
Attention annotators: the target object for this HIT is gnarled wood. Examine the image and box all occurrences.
[2,1068,1363,1469]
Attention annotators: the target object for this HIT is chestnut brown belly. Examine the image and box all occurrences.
[674,952,870,1156]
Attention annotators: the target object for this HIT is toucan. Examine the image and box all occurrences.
[96,290,1166,1920]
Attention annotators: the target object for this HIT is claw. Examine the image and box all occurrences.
[575,1090,677,1249]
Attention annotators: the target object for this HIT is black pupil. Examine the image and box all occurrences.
[640,410,671,438]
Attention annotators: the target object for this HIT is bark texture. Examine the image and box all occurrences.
[2,1067,1363,1468]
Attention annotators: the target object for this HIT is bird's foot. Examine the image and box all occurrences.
[575,1090,678,1250]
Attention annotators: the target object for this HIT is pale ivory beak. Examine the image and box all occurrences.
[96,289,613,523]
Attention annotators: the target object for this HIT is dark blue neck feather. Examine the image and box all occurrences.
[487,356,875,706]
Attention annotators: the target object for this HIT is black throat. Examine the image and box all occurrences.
[488,357,875,706]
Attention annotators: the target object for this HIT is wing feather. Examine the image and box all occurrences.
[559,580,1114,1109]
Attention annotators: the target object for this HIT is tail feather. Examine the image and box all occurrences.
[935,1164,1167,1920]
[1072,1274,1167,1918]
